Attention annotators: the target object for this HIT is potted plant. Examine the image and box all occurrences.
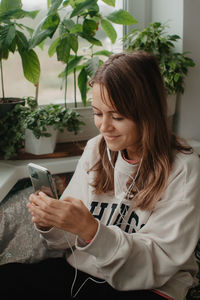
[28,0,137,142]
[123,22,195,123]
[23,97,84,155]
[0,97,84,158]
[0,0,41,118]
[0,102,25,159]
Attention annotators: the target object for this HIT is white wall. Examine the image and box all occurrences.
[151,0,183,52]
[141,0,200,142]
[175,0,200,141]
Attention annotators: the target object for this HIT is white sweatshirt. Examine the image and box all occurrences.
[39,135,200,300]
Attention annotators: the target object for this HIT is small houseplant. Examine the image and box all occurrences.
[122,22,195,127]
[23,97,84,155]
[0,0,41,117]
[123,22,195,95]
[0,98,84,158]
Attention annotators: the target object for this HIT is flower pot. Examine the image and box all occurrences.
[57,103,99,143]
[25,126,58,155]
[167,94,177,128]
[0,98,25,119]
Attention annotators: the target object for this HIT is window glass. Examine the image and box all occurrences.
[3,0,123,105]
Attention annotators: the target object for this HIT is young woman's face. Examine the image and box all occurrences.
[92,84,141,160]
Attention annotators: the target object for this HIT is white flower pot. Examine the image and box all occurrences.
[167,94,177,117]
[167,94,177,128]
[57,104,99,143]
[25,126,58,155]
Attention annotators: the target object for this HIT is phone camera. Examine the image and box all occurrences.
[30,170,39,179]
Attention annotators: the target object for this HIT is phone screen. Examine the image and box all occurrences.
[28,163,58,199]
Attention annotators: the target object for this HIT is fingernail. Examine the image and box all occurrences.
[39,191,45,196]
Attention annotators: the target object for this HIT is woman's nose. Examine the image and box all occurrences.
[100,116,113,132]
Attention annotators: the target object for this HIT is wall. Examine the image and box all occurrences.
[151,0,200,144]
[129,0,200,145]
[175,0,200,142]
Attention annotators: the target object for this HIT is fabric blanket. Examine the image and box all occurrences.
[0,186,65,265]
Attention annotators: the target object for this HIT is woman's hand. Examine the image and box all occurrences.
[27,192,98,241]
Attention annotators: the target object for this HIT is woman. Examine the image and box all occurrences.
[26,51,200,300]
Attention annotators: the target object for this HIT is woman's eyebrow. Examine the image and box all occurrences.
[91,104,117,113]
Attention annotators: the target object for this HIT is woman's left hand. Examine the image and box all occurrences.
[27,192,98,241]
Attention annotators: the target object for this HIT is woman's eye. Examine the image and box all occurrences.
[93,112,102,117]
[112,116,124,121]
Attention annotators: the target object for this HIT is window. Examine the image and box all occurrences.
[3,0,124,105]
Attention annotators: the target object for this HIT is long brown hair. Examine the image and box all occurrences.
[89,51,192,211]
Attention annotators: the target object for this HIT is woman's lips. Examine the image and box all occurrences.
[104,135,120,141]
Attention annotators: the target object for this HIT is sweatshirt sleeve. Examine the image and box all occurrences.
[76,153,200,290]
[37,137,98,250]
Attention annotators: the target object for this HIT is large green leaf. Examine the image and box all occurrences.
[0,25,16,48]
[0,0,22,12]
[68,33,78,53]
[106,9,137,25]
[56,37,70,62]
[29,14,60,48]
[48,0,63,15]
[78,67,88,105]
[15,30,29,50]
[101,19,116,44]
[48,37,60,57]
[83,18,97,36]
[19,49,40,84]
[101,0,115,7]
[85,56,99,77]
[0,48,9,60]
[70,0,97,18]
[78,32,102,46]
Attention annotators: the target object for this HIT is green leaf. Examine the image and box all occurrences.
[48,0,63,15]
[0,48,9,60]
[101,19,117,43]
[78,67,88,105]
[48,37,60,57]
[29,14,60,48]
[16,30,29,50]
[63,0,70,7]
[93,50,112,57]
[21,9,40,19]
[106,9,137,25]
[85,56,99,77]
[67,55,83,73]
[83,18,97,36]
[19,49,40,84]
[47,0,51,9]
[56,37,70,62]
[70,0,97,18]
[78,32,102,46]
[0,0,22,12]
[101,0,115,7]
[68,33,78,53]
[0,25,16,48]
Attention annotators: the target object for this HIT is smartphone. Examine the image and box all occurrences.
[27,163,58,199]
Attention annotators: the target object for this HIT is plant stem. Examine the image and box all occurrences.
[0,60,5,99]
[35,82,39,105]
[64,64,68,109]
[74,66,77,108]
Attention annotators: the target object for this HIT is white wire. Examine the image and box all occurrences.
[107,148,143,229]
[61,149,142,298]
[64,233,106,298]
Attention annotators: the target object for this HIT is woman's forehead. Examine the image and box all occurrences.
[92,83,115,109]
